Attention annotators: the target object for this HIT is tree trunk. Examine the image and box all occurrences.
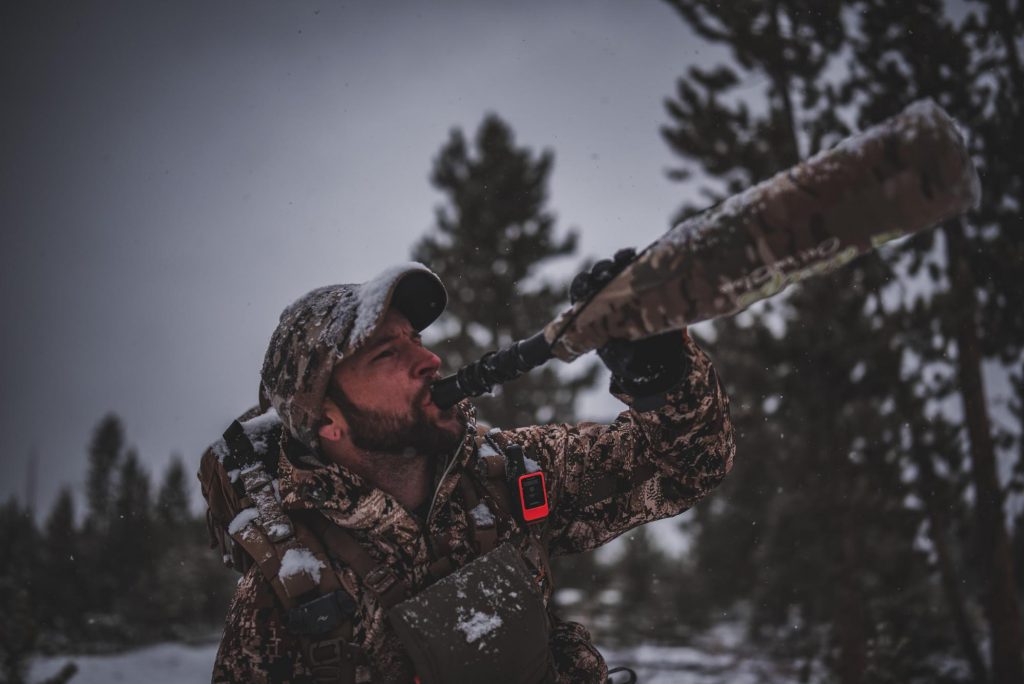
[834,506,867,684]
[767,0,802,164]
[944,220,1024,684]
[912,443,989,683]
[988,0,1024,105]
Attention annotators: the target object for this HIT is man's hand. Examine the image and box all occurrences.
[570,249,689,399]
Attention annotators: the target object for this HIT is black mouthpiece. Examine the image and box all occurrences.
[429,331,553,409]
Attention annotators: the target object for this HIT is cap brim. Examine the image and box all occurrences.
[389,269,448,332]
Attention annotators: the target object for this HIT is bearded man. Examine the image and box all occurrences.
[207,262,734,683]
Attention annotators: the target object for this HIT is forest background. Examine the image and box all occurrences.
[2,1,1022,683]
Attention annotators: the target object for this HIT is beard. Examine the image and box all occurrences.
[331,383,464,457]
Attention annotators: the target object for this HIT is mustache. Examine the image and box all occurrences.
[420,374,442,405]
[417,377,441,407]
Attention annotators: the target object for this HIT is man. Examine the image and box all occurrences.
[209,261,734,683]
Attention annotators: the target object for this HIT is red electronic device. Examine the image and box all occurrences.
[517,471,549,523]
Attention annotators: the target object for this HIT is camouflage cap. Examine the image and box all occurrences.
[260,263,447,452]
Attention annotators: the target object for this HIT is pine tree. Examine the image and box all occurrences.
[840,1,1024,679]
[108,449,159,638]
[85,413,124,533]
[411,113,600,429]
[156,454,191,539]
[152,454,219,638]
[38,488,86,642]
[657,1,999,680]
[0,498,40,683]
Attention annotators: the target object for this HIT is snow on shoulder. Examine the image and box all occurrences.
[278,547,326,584]
[227,508,259,535]
[240,408,281,454]
[210,408,281,463]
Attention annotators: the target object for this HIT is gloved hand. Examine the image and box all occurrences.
[569,248,689,399]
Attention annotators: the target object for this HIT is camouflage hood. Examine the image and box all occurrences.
[260,263,447,452]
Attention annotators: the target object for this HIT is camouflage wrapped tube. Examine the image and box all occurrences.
[544,99,980,361]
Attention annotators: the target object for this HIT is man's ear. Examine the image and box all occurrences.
[318,399,348,444]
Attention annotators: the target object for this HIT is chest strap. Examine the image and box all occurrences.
[300,510,411,611]
[459,474,500,555]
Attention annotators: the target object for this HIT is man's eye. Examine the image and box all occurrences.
[373,349,395,361]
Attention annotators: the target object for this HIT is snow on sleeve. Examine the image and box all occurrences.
[278,547,326,584]
[227,508,259,535]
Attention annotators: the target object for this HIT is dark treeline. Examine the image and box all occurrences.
[0,415,234,683]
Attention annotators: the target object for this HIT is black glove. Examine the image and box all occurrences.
[570,249,689,400]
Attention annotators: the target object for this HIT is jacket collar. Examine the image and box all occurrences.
[275,401,478,530]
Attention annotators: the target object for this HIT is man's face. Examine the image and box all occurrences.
[327,309,464,456]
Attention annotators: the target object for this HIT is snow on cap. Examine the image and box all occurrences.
[260,263,446,452]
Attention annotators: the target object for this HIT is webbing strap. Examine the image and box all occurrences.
[302,511,410,611]
[476,439,516,520]
[460,475,498,554]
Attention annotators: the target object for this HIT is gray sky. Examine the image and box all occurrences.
[1,0,723,517]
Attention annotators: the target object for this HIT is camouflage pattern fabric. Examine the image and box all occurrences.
[212,332,735,683]
[544,99,980,361]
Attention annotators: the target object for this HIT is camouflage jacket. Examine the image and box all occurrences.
[211,333,734,683]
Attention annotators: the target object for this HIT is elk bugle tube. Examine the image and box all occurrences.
[543,99,980,362]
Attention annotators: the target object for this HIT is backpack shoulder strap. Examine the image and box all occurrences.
[202,413,364,683]
[298,510,411,611]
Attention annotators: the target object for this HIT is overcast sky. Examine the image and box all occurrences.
[1,0,732,517]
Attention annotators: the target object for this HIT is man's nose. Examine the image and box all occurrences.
[413,346,442,379]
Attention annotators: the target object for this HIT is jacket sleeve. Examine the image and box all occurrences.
[494,330,734,556]
[212,565,314,684]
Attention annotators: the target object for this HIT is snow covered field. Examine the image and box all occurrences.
[30,643,219,684]
[31,638,802,684]
[600,644,803,683]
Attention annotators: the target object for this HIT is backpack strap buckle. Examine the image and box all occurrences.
[287,589,357,636]
[306,635,365,684]
[363,565,399,595]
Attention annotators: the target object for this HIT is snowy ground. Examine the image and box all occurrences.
[30,642,218,684]
[600,644,803,684]
[31,637,802,683]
